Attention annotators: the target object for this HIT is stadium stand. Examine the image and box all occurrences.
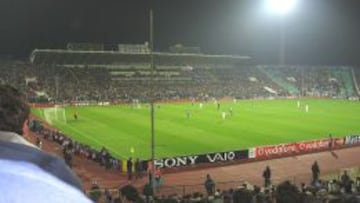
[88,172,360,203]
[1,58,358,103]
[2,53,360,202]
[258,65,302,96]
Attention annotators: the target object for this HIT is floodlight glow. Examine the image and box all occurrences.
[265,0,297,15]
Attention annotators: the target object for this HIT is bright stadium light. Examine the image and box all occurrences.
[263,0,298,64]
[265,0,297,15]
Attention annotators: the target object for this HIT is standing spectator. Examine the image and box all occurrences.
[147,161,154,184]
[135,158,142,179]
[263,165,271,188]
[328,134,334,149]
[127,157,133,180]
[154,167,162,187]
[340,170,352,194]
[311,161,320,184]
[204,174,215,196]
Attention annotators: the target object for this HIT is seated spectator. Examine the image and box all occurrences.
[275,181,301,203]
[142,183,154,203]
[355,177,360,192]
[120,182,139,202]
[89,181,101,202]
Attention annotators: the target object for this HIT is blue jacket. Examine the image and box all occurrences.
[0,131,83,191]
[0,159,92,203]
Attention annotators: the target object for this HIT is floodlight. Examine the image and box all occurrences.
[265,0,297,15]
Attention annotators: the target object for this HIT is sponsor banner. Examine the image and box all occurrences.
[98,102,110,106]
[154,149,248,169]
[248,148,256,159]
[345,135,360,145]
[255,138,337,159]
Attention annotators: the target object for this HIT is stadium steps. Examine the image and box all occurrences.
[350,67,360,96]
[258,66,300,95]
[333,67,356,97]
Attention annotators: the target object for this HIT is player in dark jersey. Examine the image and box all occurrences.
[73,111,78,120]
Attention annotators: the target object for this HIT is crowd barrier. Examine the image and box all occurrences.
[152,149,248,169]
[249,137,345,160]
[345,135,360,145]
[115,135,359,173]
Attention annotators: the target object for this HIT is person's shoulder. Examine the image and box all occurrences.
[0,159,92,203]
[0,131,36,147]
[0,140,83,190]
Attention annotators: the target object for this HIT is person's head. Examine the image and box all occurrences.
[0,85,29,135]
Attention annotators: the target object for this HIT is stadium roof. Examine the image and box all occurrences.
[30,49,251,67]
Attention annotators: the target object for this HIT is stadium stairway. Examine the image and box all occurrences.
[351,67,360,96]
[258,66,300,95]
[333,67,356,97]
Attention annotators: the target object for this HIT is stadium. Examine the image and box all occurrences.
[1,0,360,202]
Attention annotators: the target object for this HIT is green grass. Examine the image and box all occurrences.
[31,99,360,159]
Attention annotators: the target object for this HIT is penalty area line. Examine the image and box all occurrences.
[61,124,127,159]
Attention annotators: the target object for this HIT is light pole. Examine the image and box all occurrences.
[149,9,156,193]
[264,0,297,65]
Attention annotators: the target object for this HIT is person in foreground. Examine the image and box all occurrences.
[0,84,91,203]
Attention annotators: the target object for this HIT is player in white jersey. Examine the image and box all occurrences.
[186,110,191,119]
[199,102,203,109]
[305,104,309,113]
[297,100,300,108]
[222,111,226,120]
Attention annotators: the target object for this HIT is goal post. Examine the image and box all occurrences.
[43,106,67,125]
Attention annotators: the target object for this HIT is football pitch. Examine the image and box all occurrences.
[32,99,360,159]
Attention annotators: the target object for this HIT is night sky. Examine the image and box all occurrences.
[1,0,360,65]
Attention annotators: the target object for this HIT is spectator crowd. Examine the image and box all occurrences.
[88,170,360,203]
[0,59,358,104]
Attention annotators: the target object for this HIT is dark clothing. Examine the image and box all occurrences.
[204,177,215,195]
[341,174,351,185]
[233,189,253,203]
[328,135,333,149]
[0,140,83,191]
[263,167,271,187]
[341,173,352,193]
[120,184,138,202]
[127,159,133,180]
[135,159,143,179]
[143,183,153,203]
[311,162,320,184]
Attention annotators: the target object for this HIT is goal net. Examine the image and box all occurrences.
[43,106,67,125]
